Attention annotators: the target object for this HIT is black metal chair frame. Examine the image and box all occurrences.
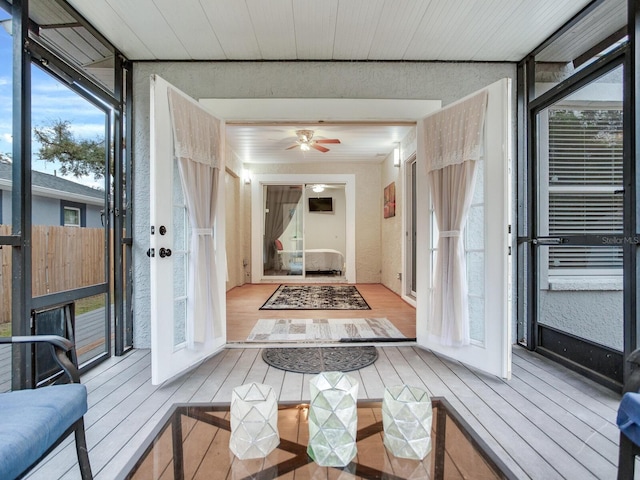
[0,335,93,480]
[618,349,640,479]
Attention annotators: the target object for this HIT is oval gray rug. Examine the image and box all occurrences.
[262,346,378,374]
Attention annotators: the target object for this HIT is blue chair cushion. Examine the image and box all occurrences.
[0,384,87,480]
[618,392,640,446]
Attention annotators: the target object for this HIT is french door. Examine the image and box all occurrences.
[149,76,226,385]
[416,78,512,379]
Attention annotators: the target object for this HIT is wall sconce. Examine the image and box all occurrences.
[393,144,401,167]
[242,169,251,184]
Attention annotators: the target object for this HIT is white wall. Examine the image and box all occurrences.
[132,61,516,348]
[304,187,346,253]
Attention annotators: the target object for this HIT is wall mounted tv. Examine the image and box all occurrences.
[309,197,333,212]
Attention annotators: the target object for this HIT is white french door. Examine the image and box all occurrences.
[149,75,226,385]
[416,78,512,379]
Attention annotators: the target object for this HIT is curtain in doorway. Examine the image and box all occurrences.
[168,87,222,348]
[264,186,303,271]
[423,90,488,346]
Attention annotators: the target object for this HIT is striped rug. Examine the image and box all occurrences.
[246,317,406,343]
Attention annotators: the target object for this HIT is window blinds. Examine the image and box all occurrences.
[547,107,623,271]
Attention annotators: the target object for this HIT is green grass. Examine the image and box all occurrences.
[0,323,10,337]
[75,295,106,315]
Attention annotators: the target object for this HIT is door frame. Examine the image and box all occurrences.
[521,49,628,390]
[402,153,418,306]
[251,173,356,284]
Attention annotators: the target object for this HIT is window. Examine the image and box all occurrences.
[63,206,81,227]
[541,106,623,276]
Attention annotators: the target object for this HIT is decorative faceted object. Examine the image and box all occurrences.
[229,383,279,459]
[382,385,432,460]
[307,371,359,467]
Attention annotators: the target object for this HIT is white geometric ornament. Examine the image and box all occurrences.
[382,385,432,460]
[229,382,280,459]
[307,371,359,467]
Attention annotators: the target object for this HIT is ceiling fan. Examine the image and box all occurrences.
[285,129,340,153]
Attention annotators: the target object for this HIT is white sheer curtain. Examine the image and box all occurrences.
[167,87,221,348]
[423,90,488,346]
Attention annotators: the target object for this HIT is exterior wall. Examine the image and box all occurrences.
[132,60,516,348]
[539,288,622,350]
[31,196,60,226]
[2,192,102,228]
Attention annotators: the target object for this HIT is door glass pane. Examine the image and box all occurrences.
[30,61,110,364]
[31,63,108,294]
[429,157,485,345]
[304,184,346,278]
[173,159,188,347]
[536,66,623,351]
[263,185,303,277]
[467,158,485,343]
[75,293,108,365]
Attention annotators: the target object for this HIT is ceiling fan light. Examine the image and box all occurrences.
[300,143,310,151]
[312,185,325,193]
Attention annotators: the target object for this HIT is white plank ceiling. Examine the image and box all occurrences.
[67,0,611,62]
[61,0,625,164]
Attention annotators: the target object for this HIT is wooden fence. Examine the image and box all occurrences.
[0,225,111,323]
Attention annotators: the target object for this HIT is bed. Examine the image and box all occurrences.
[277,249,345,274]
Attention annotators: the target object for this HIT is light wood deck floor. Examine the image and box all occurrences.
[24,343,623,480]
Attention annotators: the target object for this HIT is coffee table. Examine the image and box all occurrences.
[119,397,517,479]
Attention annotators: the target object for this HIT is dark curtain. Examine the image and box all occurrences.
[264,185,303,270]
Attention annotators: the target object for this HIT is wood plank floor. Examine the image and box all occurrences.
[23,344,623,480]
[226,283,417,342]
[22,284,625,480]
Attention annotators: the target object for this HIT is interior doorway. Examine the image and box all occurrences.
[251,173,357,284]
[262,183,347,279]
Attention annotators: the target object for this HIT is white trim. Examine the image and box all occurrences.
[251,174,356,284]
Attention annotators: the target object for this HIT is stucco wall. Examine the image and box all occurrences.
[380,151,402,295]
[539,289,623,350]
[132,61,516,348]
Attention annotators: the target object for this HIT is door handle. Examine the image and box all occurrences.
[159,248,172,258]
[532,237,566,245]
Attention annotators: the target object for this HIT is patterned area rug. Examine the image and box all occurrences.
[259,285,371,310]
[246,318,406,343]
[262,346,378,373]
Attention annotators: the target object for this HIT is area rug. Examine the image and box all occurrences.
[259,285,371,310]
[262,346,378,373]
[246,318,406,342]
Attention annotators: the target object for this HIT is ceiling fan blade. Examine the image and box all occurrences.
[311,144,330,153]
[315,139,341,144]
[285,144,299,150]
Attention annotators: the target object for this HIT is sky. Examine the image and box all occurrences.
[0,10,106,190]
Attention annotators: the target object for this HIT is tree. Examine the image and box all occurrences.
[33,119,105,179]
